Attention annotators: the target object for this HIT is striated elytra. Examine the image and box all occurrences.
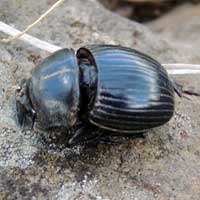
[15,45,178,146]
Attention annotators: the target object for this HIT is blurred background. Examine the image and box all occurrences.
[98,0,200,22]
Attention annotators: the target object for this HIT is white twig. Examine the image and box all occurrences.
[162,64,200,75]
[0,21,200,75]
[0,21,62,53]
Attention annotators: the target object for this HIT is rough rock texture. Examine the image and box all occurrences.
[147,3,200,44]
[0,0,200,199]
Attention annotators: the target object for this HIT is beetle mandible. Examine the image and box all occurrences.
[15,45,199,146]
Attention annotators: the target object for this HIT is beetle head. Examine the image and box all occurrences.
[15,79,36,129]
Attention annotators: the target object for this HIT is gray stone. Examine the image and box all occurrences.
[0,0,200,199]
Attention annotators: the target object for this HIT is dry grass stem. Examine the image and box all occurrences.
[0,0,65,44]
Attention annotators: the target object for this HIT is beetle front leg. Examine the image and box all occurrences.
[68,123,103,146]
[16,79,36,129]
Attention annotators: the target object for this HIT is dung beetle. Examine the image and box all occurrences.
[15,45,199,146]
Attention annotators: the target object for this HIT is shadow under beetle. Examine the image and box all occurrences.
[15,45,200,146]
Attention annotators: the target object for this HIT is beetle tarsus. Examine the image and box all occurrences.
[172,81,200,98]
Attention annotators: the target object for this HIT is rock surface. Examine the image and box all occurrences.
[147,3,200,62]
[0,0,200,199]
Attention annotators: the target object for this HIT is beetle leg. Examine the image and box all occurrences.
[20,108,36,129]
[68,125,103,146]
[99,131,146,145]
[68,126,86,145]
[16,79,36,129]
[99,136,127,145]
[172,81,200,98]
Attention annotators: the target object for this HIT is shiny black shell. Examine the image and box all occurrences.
[29,48,79,130]
[78,45,175,133]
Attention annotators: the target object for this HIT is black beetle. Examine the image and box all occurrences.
[15,45,198,146]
